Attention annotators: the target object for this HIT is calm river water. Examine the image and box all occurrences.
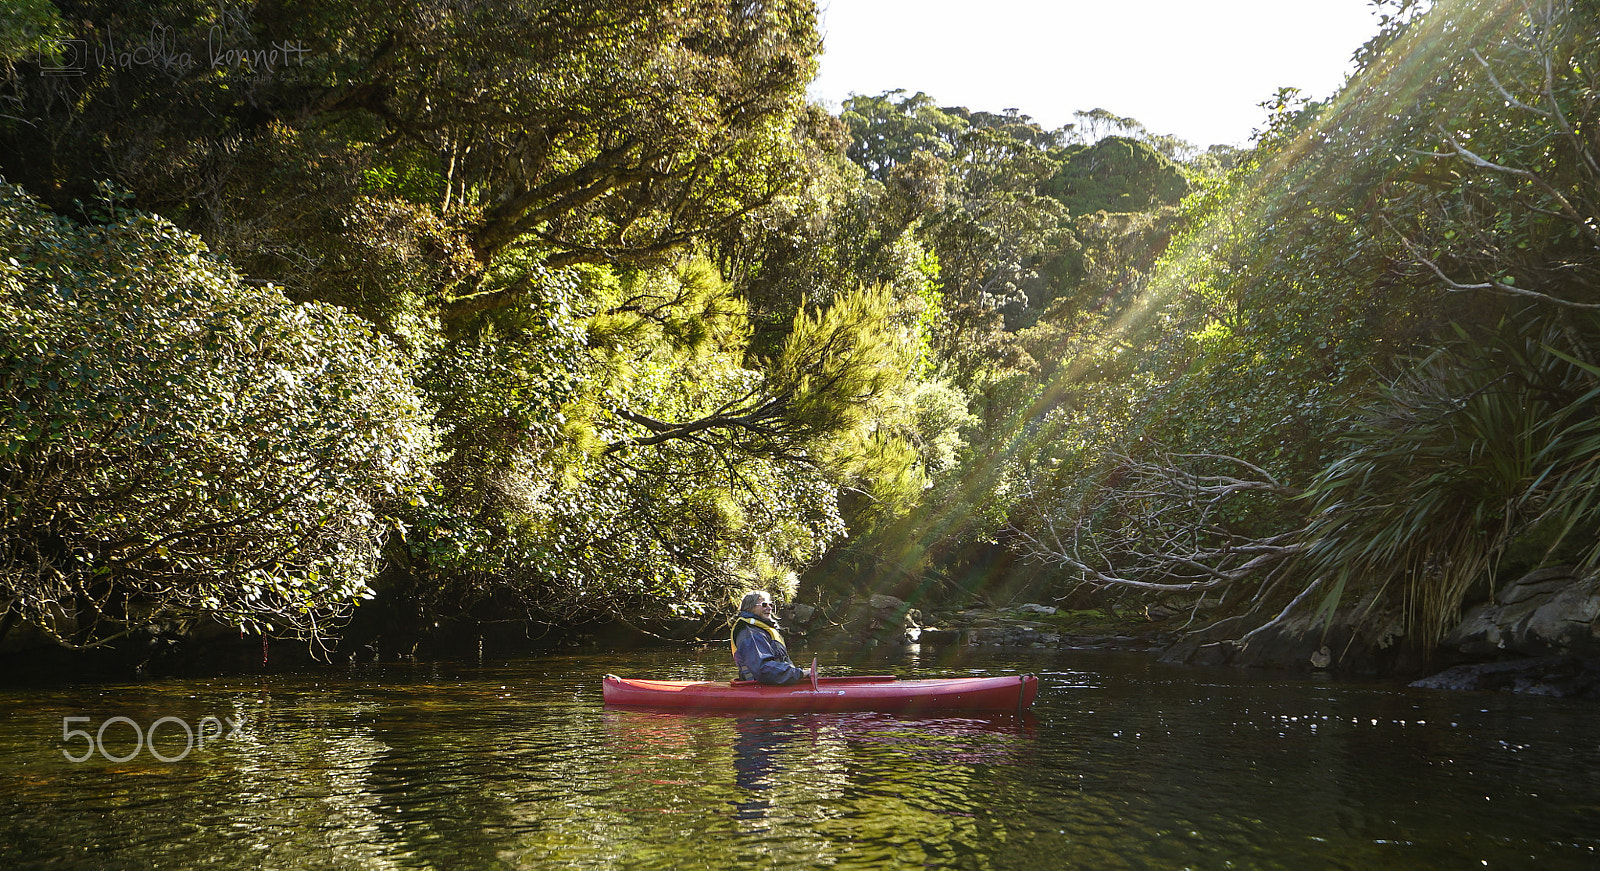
[1,643,1597,870]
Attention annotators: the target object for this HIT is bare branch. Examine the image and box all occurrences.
[1470,49,1547,117]
[1237,575,1326,646]
[1395,231,1600,310]
[1008,449,1308,597]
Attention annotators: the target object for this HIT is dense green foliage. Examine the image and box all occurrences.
[3,0,1595,660]
[0,183,432,645]
[2,0,941,648]
[1044,136,1190,216]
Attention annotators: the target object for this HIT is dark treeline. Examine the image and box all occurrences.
[2,0,1597,670]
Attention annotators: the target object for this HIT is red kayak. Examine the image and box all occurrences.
[602,673,1039,713]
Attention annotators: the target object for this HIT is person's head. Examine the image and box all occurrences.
[739,590,774,617]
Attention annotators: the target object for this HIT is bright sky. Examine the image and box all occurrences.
[808,0,1385,148]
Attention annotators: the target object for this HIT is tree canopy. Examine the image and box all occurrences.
[0,183,432,647]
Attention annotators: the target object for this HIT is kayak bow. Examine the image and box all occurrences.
[602,673,1039,713]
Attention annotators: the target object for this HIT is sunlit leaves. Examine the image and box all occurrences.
[394,252,926,620]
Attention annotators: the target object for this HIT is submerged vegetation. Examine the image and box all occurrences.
[2,0,1597,666]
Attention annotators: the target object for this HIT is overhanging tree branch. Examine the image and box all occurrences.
[1010,450,1308,596]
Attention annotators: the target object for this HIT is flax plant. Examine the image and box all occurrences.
[1531,349,1600,570]
[1299,319,1600,646]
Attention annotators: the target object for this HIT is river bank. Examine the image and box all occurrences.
[778,579,1600,701]
[6,565,1600,700]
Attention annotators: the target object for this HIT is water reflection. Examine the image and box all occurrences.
[591,703,1043,867]
[731,716,789,821]
[2,649,1599,869]
[727,712,1037,823]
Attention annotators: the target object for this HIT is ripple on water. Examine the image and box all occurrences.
[3,648,1599,870]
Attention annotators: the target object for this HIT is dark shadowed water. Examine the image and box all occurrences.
[1,643,1597,869]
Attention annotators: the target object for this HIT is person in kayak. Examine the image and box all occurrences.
[731,591,807,685]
